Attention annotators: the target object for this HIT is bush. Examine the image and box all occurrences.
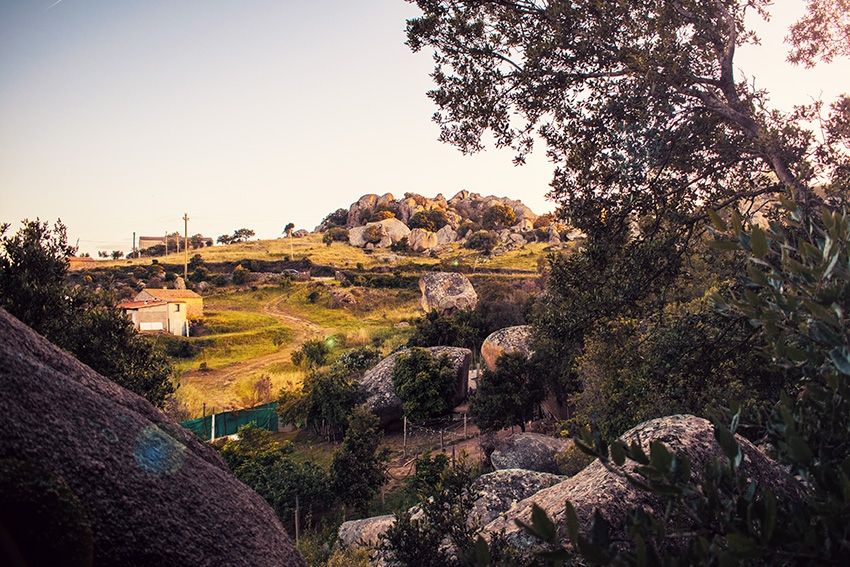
[188,253,204,270]
[555,441,595,476]
[533,213,555,229]
[333,347,380,375]
[291,338,331,370]
[392,348,457,421]
[363,224,384,245]
[231,264,250,285]
[408,210,449,232]
[482,203,517,230]
[464,230,498,253]
[456,220,480,239]
[322,227,349,246]
[189,266,209,283]
[390,236,411,253]
[321,208,349,229]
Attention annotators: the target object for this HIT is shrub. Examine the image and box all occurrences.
[533,213,555,229]
[408,210,449,232]
[464,230,498,253]
[555,441,595,476]
[390,236,411,253]
[482,203,517,230]
[291,338,331,370]
[189,266,209,283]
[333,347,380,375]
[231,264,250,285]
[363,224,384,245]
[321,208,349,229]
[322,227,349,246]
[456,220,480,239]
[188,253,204,270]
[392,348,457,421]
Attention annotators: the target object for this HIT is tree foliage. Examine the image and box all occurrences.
[0,219,175,407]
[481,204,516,230]
[470,352,545,433]
[392,348,458,421]
[408,210,450,232]
[220,424,331,531]
[329,406,387,514]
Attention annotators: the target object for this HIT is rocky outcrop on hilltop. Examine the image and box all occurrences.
[482,414,804,552]
[321,191,579,254]
[489,432,571,474]
[358,346,472,425]
[0,309,303,567]
[419,272,479,314]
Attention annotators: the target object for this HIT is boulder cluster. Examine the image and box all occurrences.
[320,191,573,255]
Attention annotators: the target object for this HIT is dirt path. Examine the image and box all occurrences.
[181,293,330,408]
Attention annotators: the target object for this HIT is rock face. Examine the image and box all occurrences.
[481,325,533,371]
[358,346,472,425]
[0,309,304,567]
[469,469,564,526]
[419,272,478,314]
[336,469,562,553]
[490,433,570,474]
[483,415,804,551]
[436,224,458,245]
[349,218,411,249]
[408,228,439,252]
[336,515,396,549]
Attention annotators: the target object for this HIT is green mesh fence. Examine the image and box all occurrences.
[181,402,279,440]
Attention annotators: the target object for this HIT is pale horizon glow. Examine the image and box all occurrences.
[1,0,848,256]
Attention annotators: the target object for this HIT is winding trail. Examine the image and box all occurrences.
[181,293,331,410]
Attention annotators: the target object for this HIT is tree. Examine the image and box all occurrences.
[0,220,175,407]
[329,406,387,514]
[481,204,516,230]
[283,223,295,238]
[231,228,255,243]
[470,352,545,432]
[278,368,365,441]
[320,208,349,230]
[392,348,457,421]
[406,1,839,228]
[220,424,332,531]
[217,234,233,245]
[110,250,123,260]
[788,0,850,66]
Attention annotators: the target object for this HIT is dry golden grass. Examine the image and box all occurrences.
[94,232,559,272]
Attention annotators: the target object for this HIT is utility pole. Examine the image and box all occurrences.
[164,232,168,256]
[132,232,136,258]
[183,213,189,279]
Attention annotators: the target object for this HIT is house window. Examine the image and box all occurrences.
[175,304,181,312]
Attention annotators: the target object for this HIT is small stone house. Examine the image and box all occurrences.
[134,288,203,318]
[118,299,189,336]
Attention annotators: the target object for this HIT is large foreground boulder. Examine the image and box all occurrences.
[481,325,533,371]
[349,218,411,248]
[0,309,304,567]
[489,433,570,474]
[419,272,478,314]
[358,346,472,425]
[482,415,804,551]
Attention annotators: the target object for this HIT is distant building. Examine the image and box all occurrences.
[118,299,188,336]
[134,288,204,318]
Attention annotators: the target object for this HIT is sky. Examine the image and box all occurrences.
[0,0,848,256]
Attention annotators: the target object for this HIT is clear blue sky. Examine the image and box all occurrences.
[1,0,847,255]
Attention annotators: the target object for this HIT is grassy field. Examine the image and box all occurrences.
[95,233,565,273]
[173,282,419,417]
